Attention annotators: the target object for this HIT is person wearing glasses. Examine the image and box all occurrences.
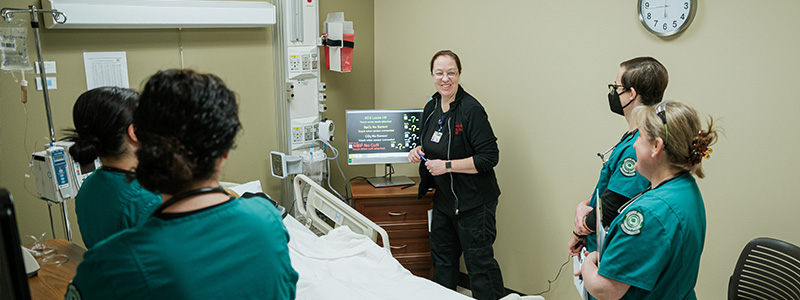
[407,50,504,300]
[568,57,669,257]
[64,87,161,249]
[67,69,298,299]
[576,100,719,299]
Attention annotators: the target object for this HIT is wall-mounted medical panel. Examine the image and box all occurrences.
[42,0,275,29]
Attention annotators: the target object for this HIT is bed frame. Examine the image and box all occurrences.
[293,174,391,252]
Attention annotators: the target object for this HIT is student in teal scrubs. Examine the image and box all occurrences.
[65,87,161,249]
[576,101,720,299]
[568,57,670,256]
[67,69,298,300]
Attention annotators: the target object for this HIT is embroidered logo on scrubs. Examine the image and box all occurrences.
[620,157,636,177]
[65,283,82,300]
[621,210,644,235]
[454,122,463,135]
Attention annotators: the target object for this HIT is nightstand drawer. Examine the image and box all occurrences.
[351,178,434,280]
[398,256,433,279]
[377,227,430,256]
[356,198,432,224]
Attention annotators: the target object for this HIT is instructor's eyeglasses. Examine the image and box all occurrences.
[434,71,458,79]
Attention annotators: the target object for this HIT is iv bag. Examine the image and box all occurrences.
[302,146,326,185]
[1,18,33,71]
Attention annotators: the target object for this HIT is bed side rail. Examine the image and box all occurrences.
[293,174,391,252]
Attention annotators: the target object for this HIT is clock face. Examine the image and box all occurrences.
[638,0,697,37]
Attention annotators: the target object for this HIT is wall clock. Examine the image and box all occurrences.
[638,0,697,37]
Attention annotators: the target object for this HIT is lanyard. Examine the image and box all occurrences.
[150,187,228,217]
[101,165,134,174]
[617,171,687,214]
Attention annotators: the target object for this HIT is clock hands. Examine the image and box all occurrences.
[644,4,671,18]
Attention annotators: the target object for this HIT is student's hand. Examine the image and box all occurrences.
[408,146,424,163]
[584,251,597,266]
[574,197,593,235]
[574,251,597,277]
[568,234,585,256]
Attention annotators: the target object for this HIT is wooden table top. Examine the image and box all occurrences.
[28,239,85,300]
[350,177,422,199]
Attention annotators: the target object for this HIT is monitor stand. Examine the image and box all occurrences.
[366,164,415,188]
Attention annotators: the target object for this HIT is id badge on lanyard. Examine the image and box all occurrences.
[431,131,442,143]
[431,118,444,143]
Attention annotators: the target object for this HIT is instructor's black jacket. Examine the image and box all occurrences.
[418,85,501,216]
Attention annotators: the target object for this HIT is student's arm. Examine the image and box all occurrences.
[576,252,630,300]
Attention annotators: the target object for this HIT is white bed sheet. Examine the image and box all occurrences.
[284,216,472,300]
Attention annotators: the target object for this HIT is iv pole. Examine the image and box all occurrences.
[1,6,71,240]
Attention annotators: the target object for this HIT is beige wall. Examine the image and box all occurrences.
[0,0,373,249]
[319,0,376,199]
[4,0,798,298]
[375,0,800,298]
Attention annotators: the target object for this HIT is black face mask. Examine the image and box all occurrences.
[608,89,635,116]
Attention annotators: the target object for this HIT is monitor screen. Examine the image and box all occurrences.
[0,189,32,300]
[346,109,423,165]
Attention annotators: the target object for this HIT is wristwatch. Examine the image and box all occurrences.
[445,160,452,173]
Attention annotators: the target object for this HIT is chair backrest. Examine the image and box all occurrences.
[729,237,800,300]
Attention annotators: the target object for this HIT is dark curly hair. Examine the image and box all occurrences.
[63,87,140,164]
[134,69,242,195]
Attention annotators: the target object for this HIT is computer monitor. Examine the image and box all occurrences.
[0,188,32,300]
[346,109,423,187]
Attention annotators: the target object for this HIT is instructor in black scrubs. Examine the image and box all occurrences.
[408,50,504,300]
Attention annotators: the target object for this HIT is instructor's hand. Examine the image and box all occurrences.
[425,160,448,176]
[408,146,424,163]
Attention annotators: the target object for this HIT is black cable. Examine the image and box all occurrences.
[345,176,367,206]
[382,164,395,178]
[533,254,572,296]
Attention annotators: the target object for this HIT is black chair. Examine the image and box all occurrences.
[729,237,800,300]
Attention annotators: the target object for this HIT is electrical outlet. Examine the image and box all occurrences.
[289,56,301,71]
[292,127,303,142]
[302,54,311,71]
[304,125,315,141]
[311,53,319,70]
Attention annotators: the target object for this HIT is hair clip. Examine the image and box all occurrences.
[688,131,712,165]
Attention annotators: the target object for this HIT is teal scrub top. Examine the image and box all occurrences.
[75,168,161,249]
[597,172,706,300]
[67,195,298,300]
[585,130,650,252]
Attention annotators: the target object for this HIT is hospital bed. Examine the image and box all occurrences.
[228,176,472,300]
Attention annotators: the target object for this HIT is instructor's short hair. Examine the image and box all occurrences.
[430,50,462,74]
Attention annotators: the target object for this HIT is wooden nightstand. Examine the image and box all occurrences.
[350,177,434,279]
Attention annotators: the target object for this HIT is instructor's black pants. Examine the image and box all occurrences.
[430,201,504,300]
